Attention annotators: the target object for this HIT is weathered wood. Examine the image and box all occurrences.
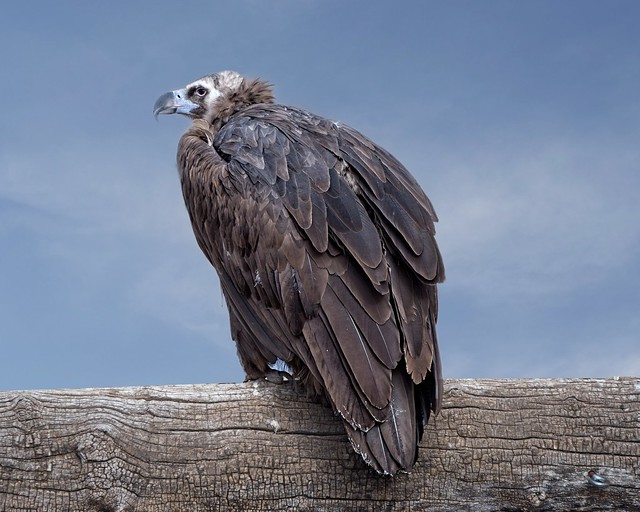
[0,378,638,511]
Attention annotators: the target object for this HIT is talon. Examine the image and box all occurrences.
[264,369,290,384]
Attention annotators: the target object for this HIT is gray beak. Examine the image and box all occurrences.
[153,89,198,118]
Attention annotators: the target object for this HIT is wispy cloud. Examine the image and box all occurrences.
[431,137,640,304]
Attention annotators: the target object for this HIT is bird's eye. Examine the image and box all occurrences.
[194,87,207,97]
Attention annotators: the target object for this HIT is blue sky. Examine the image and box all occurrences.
[1,1,639,391]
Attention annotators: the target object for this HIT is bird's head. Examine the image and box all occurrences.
[153,70,245,123]
[153,71,273,123]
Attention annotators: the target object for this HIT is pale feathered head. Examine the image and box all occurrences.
[154,70,273,124]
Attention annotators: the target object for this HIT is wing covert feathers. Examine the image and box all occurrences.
[177,102,443,475]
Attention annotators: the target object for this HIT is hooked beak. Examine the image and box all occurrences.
[153,89,198,118]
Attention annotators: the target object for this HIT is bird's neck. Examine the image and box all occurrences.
[210,79,275,131]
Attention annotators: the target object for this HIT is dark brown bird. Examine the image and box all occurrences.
[153,71,444,475]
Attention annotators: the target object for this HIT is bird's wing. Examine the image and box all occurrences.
[213,109,402,386]
[260,107,444,404]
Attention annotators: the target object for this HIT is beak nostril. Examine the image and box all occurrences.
[153,89,194,117]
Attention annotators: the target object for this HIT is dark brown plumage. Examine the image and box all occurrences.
[153,71,444,475]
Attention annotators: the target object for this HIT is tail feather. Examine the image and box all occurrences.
[343,370,418,475]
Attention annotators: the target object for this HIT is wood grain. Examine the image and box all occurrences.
[1,378,638,511]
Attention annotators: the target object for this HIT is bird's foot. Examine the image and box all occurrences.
[243,369,292,385]
[263,369,291,384]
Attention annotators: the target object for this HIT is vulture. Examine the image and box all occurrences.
[153,71,445,475]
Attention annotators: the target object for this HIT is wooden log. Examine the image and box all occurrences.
[0,377,638,511]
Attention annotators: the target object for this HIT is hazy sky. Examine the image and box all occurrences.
[1,1,639,391]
